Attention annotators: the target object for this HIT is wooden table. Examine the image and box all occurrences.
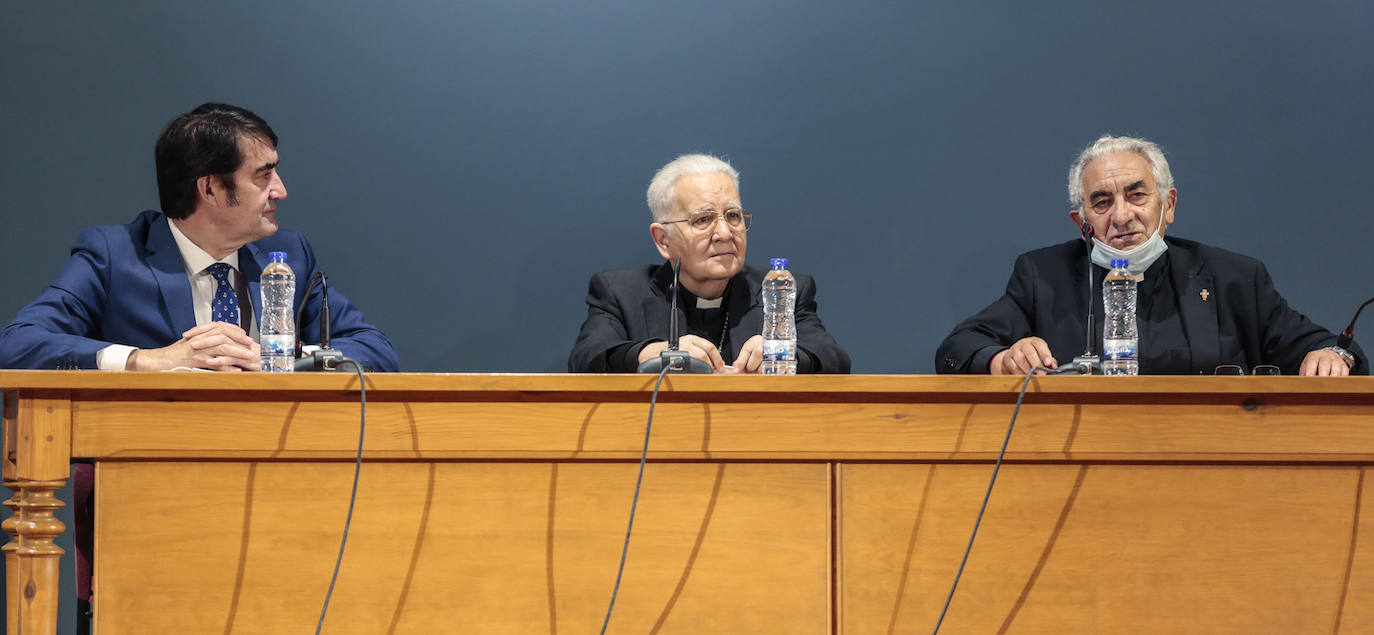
[4,371,1374,633]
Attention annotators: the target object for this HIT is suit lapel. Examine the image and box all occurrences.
[145,218,196,335]
[1169,245,1220,372]
[727,270,761,360]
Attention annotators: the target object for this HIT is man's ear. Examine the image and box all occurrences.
[650,223,672,260]
[196,175,217,204]
[1162,188,1178,226]
[1069,208,1086,232]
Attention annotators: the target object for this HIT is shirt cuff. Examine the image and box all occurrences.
[97,345,137,371]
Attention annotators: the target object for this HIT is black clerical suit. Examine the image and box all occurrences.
[569,263,851,373]
[936,236,1367,375]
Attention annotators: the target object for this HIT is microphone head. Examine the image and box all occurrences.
[1337,297,1374,352]
[1080,222,1094,242]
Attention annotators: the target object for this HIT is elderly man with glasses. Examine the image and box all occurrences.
[568,154,850,373]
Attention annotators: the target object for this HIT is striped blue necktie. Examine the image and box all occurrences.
[206,263,239,327]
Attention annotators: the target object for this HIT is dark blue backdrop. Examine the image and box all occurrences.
[3,1,1371,631]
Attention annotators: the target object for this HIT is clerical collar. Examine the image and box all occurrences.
[677,278,729,311]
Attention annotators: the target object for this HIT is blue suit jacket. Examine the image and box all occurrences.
[0,210,399,371]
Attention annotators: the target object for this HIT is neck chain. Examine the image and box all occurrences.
[717,308,730,352]
[679,275,731,354]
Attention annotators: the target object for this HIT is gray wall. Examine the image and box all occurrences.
[3,1,1371,630]
[3,1,1370,374]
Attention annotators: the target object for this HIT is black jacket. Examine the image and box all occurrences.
[936,236,1366,375]
[569,263,850,373]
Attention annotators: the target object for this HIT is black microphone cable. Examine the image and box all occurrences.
[315,357,365,635]
[930,364,1076,634]
[600,362,675,634]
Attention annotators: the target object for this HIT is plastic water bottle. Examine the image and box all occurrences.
[1102,258,1138,376]
[259,251,296,372]
[761,257,797,375]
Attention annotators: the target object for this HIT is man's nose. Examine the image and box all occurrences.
[272,173,288,199]
[1109,200,1134,226]
[711,216,734,240]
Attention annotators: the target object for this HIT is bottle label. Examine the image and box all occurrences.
[261,334,295,356]
[1103,338,1136,360]
[762,339,796,361]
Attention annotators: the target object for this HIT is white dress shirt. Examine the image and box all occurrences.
[95,218,258,370]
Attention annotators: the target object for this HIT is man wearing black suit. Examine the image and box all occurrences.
[569,154,849,373]
[936,135,1364,376]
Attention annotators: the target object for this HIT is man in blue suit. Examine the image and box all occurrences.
[0,103,398,372]
[0,103,400,623]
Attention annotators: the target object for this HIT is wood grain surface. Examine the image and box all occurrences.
[2,371,1372,634]
[96,461,829,634]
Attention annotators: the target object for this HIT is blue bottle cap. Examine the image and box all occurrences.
[770,257,789,269]
[269,251,287,261]
[1110,258,1128,269]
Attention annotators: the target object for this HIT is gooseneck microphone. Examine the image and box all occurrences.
[295,271,346,372]
[295,272,322,355]
[636,258,714,374]
[1337,297,1374,350]
[1064,222,1100,375]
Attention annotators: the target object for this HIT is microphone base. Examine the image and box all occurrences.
[1061,354,1100,375]
[637,350,714,374]
[295,349,346,372]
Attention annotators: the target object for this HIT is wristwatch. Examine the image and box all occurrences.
[1322,346,1356,369]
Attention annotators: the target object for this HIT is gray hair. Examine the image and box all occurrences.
[1067,135,1174,208]
[646,154,740,222]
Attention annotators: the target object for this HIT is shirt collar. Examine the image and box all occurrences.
[168,217,240,275]
[677,279,727,310]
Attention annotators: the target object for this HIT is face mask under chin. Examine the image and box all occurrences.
[1089,215,1169,275]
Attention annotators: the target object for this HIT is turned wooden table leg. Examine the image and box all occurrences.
[3,482,22,635]
[4,392,72,635]
[12,480,65,635]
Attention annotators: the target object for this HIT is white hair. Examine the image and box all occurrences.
[646,154,740,222]
[1067,135,1175,208]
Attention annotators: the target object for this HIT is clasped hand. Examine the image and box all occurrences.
[127,321,260,371]
[638,334,766,374]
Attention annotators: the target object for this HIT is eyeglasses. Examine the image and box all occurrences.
[660,208,753,234]
[1212,364,1281,375]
